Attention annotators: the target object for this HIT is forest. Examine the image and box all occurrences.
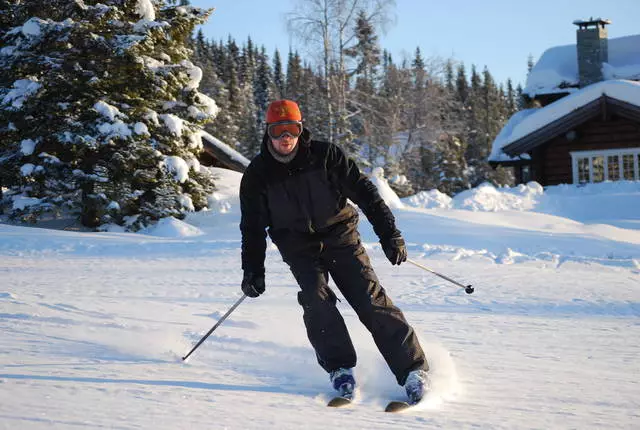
[0,0,529,229]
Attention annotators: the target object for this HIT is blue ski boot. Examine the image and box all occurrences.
[330,367,355,399]
[404,369,430,404]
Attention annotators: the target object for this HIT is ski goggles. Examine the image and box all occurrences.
[267,121,303,139]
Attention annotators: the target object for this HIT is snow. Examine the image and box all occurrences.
[10,195,42,210]
[164,155,190,183]
[1,169,639,429]
[490,80,640,159]
[2,78,42,109]
[133,121,149,135]
[370,167,404,209]
[160,113,185,136]
[182,60,203,91]
[97,119,132,139]
[141,216,203,237]
[525,34,640,97]
[20,139,36,156]
[489,109,537,161]
[94,100,123,121]
[21,17,44,37]
[135,0,156,21]
[19,164,35,176]
[194,92,220,117]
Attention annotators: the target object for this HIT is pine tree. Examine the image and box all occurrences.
[445,60,455,93]
[273,49,284,99]
[245,46,275,157]
[455,63,469,105]
[0,0,219,230]
[344,10,381,160]
[285,50,304,102]
[506,78,517,116]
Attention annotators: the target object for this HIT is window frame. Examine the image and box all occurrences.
[571,148,640,183]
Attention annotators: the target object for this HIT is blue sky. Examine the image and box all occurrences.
[190,0,640,87]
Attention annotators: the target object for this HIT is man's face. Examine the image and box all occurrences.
[271,133,299,155]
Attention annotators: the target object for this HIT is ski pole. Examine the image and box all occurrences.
[182,294,247,361]
[406,258,475,294]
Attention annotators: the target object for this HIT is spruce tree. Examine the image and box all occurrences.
[254,46,274,135]
[344,10,381,161]
[0,0,219,230]
[285,50,303,100]
[272,49,284,99]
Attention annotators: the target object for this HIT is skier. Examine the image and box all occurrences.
[239,99,430,405]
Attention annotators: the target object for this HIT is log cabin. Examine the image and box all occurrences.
[489,19,640,185]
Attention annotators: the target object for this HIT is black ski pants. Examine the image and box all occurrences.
[277,228,428,386]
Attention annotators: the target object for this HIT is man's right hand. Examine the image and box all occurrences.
[381,234,408,266]
[241,272,265,298]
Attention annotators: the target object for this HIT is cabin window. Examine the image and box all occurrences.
[607,155,619,179]
[577,158,590,183]
[591,156,605,182]
[623,154,635,180]
[571,148,640,183]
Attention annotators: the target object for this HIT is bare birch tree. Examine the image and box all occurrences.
[286,0,395,142]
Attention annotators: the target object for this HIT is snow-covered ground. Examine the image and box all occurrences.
[1,169,639,429]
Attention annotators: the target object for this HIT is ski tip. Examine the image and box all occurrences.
[327,396,352,408]
[384,400,412,413]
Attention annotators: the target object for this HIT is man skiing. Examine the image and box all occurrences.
[239,99,430,405]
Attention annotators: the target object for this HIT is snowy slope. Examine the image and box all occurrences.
[1,170,639,429]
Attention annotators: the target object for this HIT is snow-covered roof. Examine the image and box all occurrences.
[199,130,250,170]
[525,34,640,97]
[489,109,537,162]
[490,80,640,160]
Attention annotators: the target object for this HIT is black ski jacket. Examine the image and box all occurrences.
[239,129,400,275]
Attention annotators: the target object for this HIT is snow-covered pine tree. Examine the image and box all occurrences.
[0,0,219,230]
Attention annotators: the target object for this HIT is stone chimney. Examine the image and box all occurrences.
[573,18,611,87]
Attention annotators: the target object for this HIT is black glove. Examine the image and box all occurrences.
[381,234,407,265]
[241,272,265,298]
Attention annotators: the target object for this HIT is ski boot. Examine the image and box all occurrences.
[404,369,430,404]
[330,367,355,399]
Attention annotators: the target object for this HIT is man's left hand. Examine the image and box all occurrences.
[381,234,407,265]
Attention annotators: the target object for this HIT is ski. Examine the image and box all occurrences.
[327,396,352,408]
[384,400,415,413]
